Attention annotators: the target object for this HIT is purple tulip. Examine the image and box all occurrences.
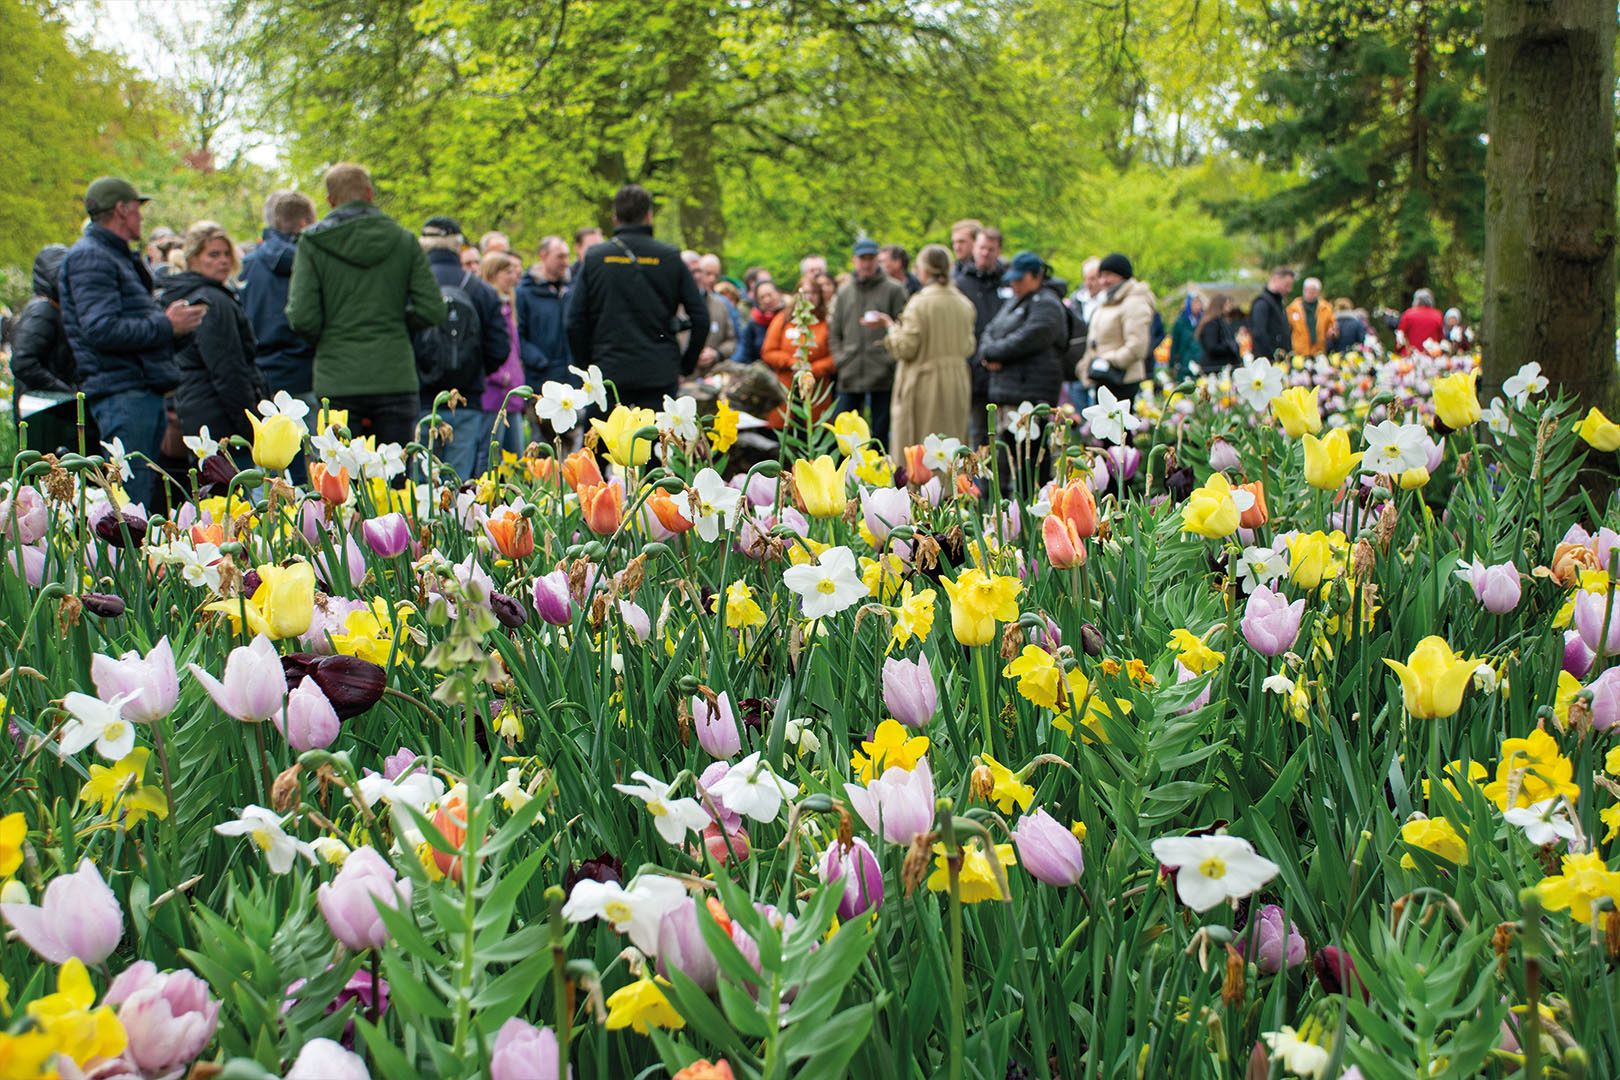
[844,758,935,845]
[1010,807,1084,887]
[106,962,220,1077]
[1,859,122,964]
[314,532,368,591]
[286,1039,370,1080]
[860,487,911,542]
[694,691,741,759]
[1573,590,1620,655]
[317,847,412,952]
[91,500,148,547]
[730,472,777,508]
[655,898,719,993]
[1240,904,1307,974]
[7,543,44,587]
[362,513,412,559]
[91,636,179,724]
[1564,631,1596,677]
[1464,559,1521,614]
[383,747,418,781]
[0,485,46,544]
[1106,445,1141,482]
[882,654,937,729]
[1208,438,1241,472]
[277,678,341,751]
[491,1018,566,1080]
[1240,585,1305,657]
[1589,667,1620,732]
[83,592,126,618]
[299,500,329,544]
[819,837,884,917]
[189,634,288,723]
[532,570,572,626]
[618,599,651,643]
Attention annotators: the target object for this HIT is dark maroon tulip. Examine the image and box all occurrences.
[93,507,148,548]
[489,591,528,629]
[1079,623,1104,657]
[737,697,773,733]
[82,592,127,618]
[282,653,386,719]
[199,453,238,494]
[1164,466,1196,503]
[563,852,624,895]
[241,569,262,595]
[1312,945,1367,1001]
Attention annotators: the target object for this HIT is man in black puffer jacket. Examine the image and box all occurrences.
[9,245,77,394]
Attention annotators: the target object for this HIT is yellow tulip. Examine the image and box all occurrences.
[1432,371,1480,429]
[793,455,846,518]
[245,411,304,471]
[1287,530,1343,590]
[589,405,656,467]
[1383,635,1476,719]
[941,568,1021,647]
[1398,466,1430,490]
[1575,406,1620,451]
[1180,472,1242,538]
[827,411,871,456]
[1302,428,1363,491]
[208,560,315,640]
[1400,816,1468,866]
[1270,385,1322,437]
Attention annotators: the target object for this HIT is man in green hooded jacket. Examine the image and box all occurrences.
[286,163,445,446]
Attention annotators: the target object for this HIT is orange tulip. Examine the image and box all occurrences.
[1049,480,1098,540]
[524,455,557,483]
[190,521,225,547]
[308,461,351,505]
[1042,514,1085,569]
[1238,481,1268,529]
[561,448,604,493]
[955,473,980,497]
[647,490,695,534]
[903,445,931,485]
[430,793,468,882]
[579,480,624,535]
[484,507,535,560]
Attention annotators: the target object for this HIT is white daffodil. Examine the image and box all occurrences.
[673,468,742,543]
[1081,386,1141,446]
[561,874,687,955]
[1503,362,1548,406]
[182,426,220,460]
[1236,545,1289,594]
[355,768,447,813]
[1006,401,1040,444]
[569,364,609,412]
[537,381,586,434]
[781,545,868,620]
[1234,357,1285,412]
[613,770,711,845]
[784,717,820,756]
[1261,673,1297,695]
[1483,397,1513,438]
[58,691,138,761]
[100,438,133,483]
[706,751,799,822]
[258,390,312,422]
[1360,420,1431,475]
[214,804,318,874]
[657,395,700,443]
[1504,799,1582,849]
[921,434,965,473]
[1149,833,1279,912]
[310,837,351,866]
[494,767,546,816]
[1259,1027,1330,1079]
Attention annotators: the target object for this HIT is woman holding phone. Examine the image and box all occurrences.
[160,221,264,446]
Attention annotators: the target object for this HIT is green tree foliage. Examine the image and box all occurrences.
[1218,0,1486,309]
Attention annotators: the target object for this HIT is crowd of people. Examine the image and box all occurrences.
[3,164,1478,507]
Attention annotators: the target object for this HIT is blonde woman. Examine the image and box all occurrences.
[879,243,976,459]
[159,221,263,442]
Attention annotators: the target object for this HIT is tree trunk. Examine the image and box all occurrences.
[665,36,726,253]
[1482,0,1617,417]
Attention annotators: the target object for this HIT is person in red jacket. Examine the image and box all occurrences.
[760,275,834,430]
[1396,288,1445,353]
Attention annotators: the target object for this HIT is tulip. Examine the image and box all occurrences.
[579,480,624,535]
[199,451,237,494]
[1,859,122,964]
[819,837,884,917]
[1302,429,1362,490]
[189,634,288,723]
[431,793,469,881]
[309,461,351,504]
[1312,945,1367,1001]
[212,560,316,640]
[1588,667,1620,731]
[860,487,910,542]
[362,513,412,559]
[0,485,46,544]
[299,500,328,543]
[1049,479,1098,539]
[317,847,412,952]
[105,962,221,1077]
[314,532,368,592]
[383,747,418,782]
[1575,406,1620,451]
[1207,437,1242,471]
[655,898,720,993]
[1237,481,1268,529]
[91,636,179,724]
[845,758,935,845]
[286,1038,371,1080]
[1564,630,1595,677]
[1181,473,1243,538]
[1240,904,1307,974]
[282,653,386,720]
[491,1018,564,1080]
[533,570,573,626]
[561,447,605,491]
[1287,531,1334,589]
[1383,635,1476,719]
[940,569,1022,647]
[1270,385,1322,437]
[485,507,535,560]
[92,501,148,547]
[793,455,846,518]
[490,591,529,629]
[1240,586,1305,657]
[1106,445,1140,483]
[647,490,695,534]
[1010,807,1084,887]
[902,444,930,485]
[881,654,937,729]
[246,410,304,471]
[7,543,43,587]
[1572,589,1620,655]
[619,599,652,643]
[1432,371,1481,429]
[1461,559,1521,614]
[693,691,741,760]
[277,678,341,751]
[591,405,657,468]
[83,591,126,618]
[699,821,750,865]
[1042,514,1084,569]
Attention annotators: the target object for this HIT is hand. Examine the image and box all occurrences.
[983,360,1003,372]
[166,301,205,335]
[870,312,894,328]
[699,347,719,367]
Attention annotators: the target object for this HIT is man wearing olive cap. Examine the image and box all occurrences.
[59,177,206,508]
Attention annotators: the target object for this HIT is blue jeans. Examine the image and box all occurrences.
[833,390,891,452]
[418,402,488,482]
[90,389,167,508]
[484,409,525,466]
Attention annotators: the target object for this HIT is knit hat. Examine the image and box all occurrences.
[1098,253,1133,279]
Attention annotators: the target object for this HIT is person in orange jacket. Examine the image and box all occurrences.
[760,274,835,429]
[1287,276,1336,357]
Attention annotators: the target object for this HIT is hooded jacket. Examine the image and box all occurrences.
[285,201,445,398]
[239,228,315,396]
[1081,277,1158,386]
[514,268,572,385]
[158,271,264,442]
[828,272,909,394]
[979,286,1067,405]
[9,245,77,394]
[58,223,179,400]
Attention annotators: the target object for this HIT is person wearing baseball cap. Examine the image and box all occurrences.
[979,250,1068,453]
[828,235,909,448]
[58,176,206,508]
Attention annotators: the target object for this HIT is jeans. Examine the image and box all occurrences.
[485,409,525,464]
[419,400,488,482]
[833,390,891,452]
[90,389,167,508]
[327,392,419,449]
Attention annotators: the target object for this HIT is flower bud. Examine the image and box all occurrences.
[282,653,386,720]
[1079,623,1104,657]
[82,592,127,618]
[489,591,529,629]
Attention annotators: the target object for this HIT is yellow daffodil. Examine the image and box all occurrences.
[331,598,413,666]
[1553,670,1583,727]
[1484,728,1580,810]
[1003,646,1064,711]
[1535,851,1620,924]
[245,411,304,471]
[1606,745,1620,775]
[1052,667,1131,738]
[711,581,765,631]
[860,553,907,603]
[793,455,846,518]
[1288,530,1344,590]
[1421,759,1487,803]
[1168,628,1224,675]
[849,445,893,487]
[0,1031,57,1078]
[590,405,657,467]
[890,583,935,648]
[314,405,348,433]
[978,752,1033,813]
[1575,406,1620,452]
[26,959,127,1070]
[1270,385,1322,437]
[1383,635,1476,719]
[851,719,930,783]
[1180,473,1243,538]
[79,749,168,828]
[604,976,685,1034]
[1432,371,1481,429]
[709,397,739,454]
[1302,428,1363,490]
[1399,816,1468,867]
[926,840,1015,902]
[1602,804,1619,844]
[786,536,831,566]
[206,560,316,640]
[940,569,1021,647]
[0,813,22,879]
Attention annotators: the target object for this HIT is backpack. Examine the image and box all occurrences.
[413,272,482,388]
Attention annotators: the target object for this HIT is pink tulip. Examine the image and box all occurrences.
[106,961,220,1076]
[693,691,741,760]
[1564,631,1595,677]
[0,485,46,544]
[1240,585,1305,658]
[697,761,743,833]
[532,570,572,626]
[618,600,651,643]
[1464,559,1521,614]
[1574,590,1620,656]
[384,747,418,781]
[189,634,288,723]
[882,654,937,729]
[860,487,911,542]
[314,532,368,591]
[91,636,179,724]
[818,837,884,917]
[1208,438,1241,473]
[1175,660,1212,714]
[1589,667,1620,732]
[277,678,341,751]
[361,513,412,559]
[491,1018,565,1080]
[1238,904,1307,974]
[7,543,44,587]
[1011,807,1084,887]
[286,1038,370,1080]
[1,859,122,964]
[844,758,934,845]
[655,898,719,993]
[299,501,329,544]
[317,847,412,952]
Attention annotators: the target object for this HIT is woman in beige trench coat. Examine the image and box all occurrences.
[877,244,977,462]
